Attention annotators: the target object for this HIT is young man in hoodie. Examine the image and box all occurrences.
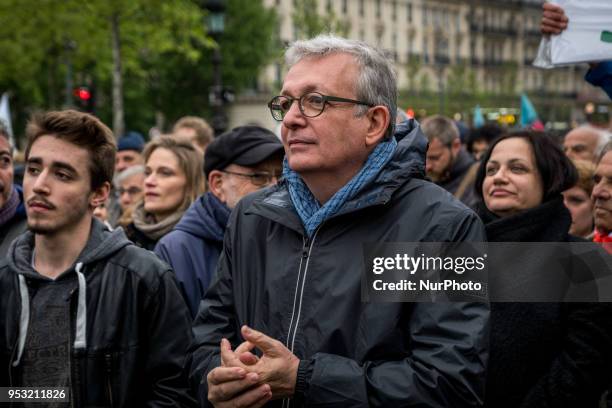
[155,125,284,318]
[0,121,26,257]
[0,110,196,407]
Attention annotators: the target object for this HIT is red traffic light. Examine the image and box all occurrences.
[73,87,91,101]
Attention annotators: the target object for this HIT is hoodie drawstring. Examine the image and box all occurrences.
[74,262,87,350]
[13,263,87,367]
[12,275,29,367]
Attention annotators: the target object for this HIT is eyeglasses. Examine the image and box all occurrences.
[118,186,143,196]
[267,92,373,121]
[221,170,280,187]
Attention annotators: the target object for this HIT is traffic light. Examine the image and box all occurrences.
[73,86,94,113]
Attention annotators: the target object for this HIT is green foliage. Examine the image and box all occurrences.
[403,54,422,93]
[418,72,431,93]
[446,64,467,97]
[146,0,278,126]
[0,0,277,144]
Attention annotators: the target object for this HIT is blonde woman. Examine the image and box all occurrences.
[125,136,204,249]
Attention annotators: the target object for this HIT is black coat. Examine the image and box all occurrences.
[481,198,612,408]
[188,120,490,407]
[125,222,159,250]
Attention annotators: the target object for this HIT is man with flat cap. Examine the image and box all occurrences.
[155,125,284,318]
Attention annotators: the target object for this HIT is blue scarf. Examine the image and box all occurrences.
[284,137,397,237]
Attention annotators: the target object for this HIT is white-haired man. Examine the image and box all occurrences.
[564,124,612,164]
[188,36,489,408]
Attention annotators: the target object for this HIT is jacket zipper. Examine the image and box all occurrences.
[283,226,322,408]
[105,353,114,408]
[284,236,307,350]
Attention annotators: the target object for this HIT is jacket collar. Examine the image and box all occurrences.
[478,196,571,242]
[245,119,427,232]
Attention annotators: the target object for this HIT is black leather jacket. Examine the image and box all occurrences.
[0,220,197,407]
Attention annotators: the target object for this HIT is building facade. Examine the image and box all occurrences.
[229,0,607,130]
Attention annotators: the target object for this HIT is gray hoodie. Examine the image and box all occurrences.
[7,219,131,393]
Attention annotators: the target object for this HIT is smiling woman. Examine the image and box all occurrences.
[474,131,612,407]
[123,136,204,250]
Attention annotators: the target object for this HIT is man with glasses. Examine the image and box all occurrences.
[114,165,146,212]
[155,125,283,318]
[189,35,488,407]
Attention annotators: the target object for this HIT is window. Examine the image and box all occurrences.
[376,0,381,18]
[342,0,348,14]
[470,39,476,60]
[423,35,429,64]
[326,0,332,13]
[407,2,412,23]
[392,0,397,21]
[359,0,364,17]
[433,9,440,28]
[455,39,461,62]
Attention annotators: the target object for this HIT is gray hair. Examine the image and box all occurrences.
[0,120,12,152]
[113,165,145,189]
[598,141,612,164]
[421,115,460,146]
[285,35,397,138]
[572,124,612,157]
[594,127,612,157]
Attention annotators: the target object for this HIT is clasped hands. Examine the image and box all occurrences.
[206,325,300,408]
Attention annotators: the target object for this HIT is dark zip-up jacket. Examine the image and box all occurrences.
[0,219,197,407]
[155,192,230,318]
[188,120,490,407]
[438,148,478,209]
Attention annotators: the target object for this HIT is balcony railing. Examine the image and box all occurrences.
[470,22,518,36]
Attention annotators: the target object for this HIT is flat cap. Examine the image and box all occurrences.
[204,126,284,176]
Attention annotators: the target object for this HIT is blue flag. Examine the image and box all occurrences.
[473,105,485,128]
[520,93,539,127]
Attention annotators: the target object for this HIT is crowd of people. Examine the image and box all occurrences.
[0,4,611,407]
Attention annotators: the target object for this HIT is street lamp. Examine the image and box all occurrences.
[203,0,228,136]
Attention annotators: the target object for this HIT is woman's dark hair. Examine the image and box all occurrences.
[475,130,578,201]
